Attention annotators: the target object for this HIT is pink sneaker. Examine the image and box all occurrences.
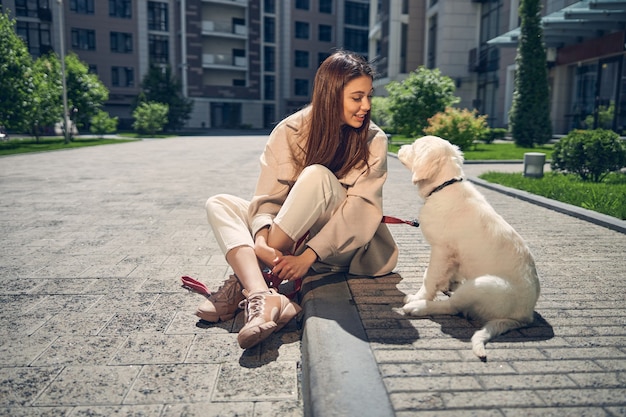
[237,289,302,349]
[195,275,245,322]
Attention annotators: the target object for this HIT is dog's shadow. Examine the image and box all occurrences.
[428,311,554,347]
[301,272,421,345]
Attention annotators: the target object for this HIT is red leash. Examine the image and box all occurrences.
[382,215,420,227]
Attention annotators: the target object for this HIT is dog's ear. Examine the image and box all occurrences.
[398,144,414,169]
[408,137,443,184]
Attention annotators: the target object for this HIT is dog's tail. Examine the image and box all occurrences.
[471,318,527,361]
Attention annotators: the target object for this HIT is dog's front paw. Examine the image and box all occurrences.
[403,288,430,304]
[402,299,429,316]
[403,293,421,304]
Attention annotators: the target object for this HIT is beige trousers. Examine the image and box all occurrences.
[205,164,355,269]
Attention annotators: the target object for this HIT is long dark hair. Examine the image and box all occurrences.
[299,51,374,179]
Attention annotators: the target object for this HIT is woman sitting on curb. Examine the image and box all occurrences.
[196,50,398,349]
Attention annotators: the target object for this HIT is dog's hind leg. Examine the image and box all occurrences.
[471,318,524,360]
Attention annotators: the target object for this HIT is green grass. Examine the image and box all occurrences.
[389,137,554,161]
[0,136,137,156]
[479,171,626,220]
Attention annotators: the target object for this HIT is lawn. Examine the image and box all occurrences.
[0,136,137,156]
[479,171,626,220]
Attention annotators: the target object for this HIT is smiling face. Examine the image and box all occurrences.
[341,75,373,129]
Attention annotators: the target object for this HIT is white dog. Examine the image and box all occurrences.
[398,136,540,360]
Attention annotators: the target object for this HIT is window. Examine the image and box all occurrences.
[295,21,309,39]
[264,17,275,43]
[295,50,309,68]
[149,34,168,64]
[148,1,168,31]
[16,21,51,56]
[318,52,330,66]
[264,0,275,13]
[295,0,309,10]
[109,0,132,18]
[70,0,94,14]
[344,28,368,55]
[233,79,246,87]
[345,2,369,26]
[294,79,309,96]
[318,24,332,42]
[16,0,49,18]
[264,46,275,71]
[71,28,96,50]
[264,75,275,100]
[110,32,133,53]
[319,0,332,13]
[111,66,134,87]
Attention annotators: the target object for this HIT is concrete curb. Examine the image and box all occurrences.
[300,273,394,417]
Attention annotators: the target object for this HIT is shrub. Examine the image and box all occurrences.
[551,129,626,182]
[132,101,168,135]
[423,107,489,151]
[90,109,118,137]
[484,127,507,144]
[370,96,392,130]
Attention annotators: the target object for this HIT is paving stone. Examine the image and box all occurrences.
[34,365,140,406]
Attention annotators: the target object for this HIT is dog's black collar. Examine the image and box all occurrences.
[428,177,463,197]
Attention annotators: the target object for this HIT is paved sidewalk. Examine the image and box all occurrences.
[1,136,625,416]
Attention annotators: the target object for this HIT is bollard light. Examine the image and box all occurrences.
[523,152,546,178]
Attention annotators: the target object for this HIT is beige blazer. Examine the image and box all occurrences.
[248,107,398,277]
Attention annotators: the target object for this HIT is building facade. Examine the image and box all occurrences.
[370,0,626,136]
[185,0,372,129]
[5,0,624,135]
[3,0,373,130]
[2,0,179,129]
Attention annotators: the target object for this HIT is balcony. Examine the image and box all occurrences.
[202,53,248,70]
[202,0,247,6]
[202,20,248,39]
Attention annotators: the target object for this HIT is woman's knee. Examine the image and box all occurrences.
[299,164,334,184]
[205,193,229,213]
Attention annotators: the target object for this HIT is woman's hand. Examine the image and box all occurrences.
[254,228,283,267]
[271,248,318,281]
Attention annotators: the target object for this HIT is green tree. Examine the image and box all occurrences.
[65,52,108,134]
[0,11,35,133]
[385,67,459,137]
[509,0,552,147]
[90,109,118,137]
[137,65,192,131]
[133,101,168,135]
[29,54,63,140]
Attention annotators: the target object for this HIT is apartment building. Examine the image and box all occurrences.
[490,0,626,134]
[187,0,372,129]
[4,0,372,130]
[5,0,625,134]
[371,0,626,135]
[1,0,178,128]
